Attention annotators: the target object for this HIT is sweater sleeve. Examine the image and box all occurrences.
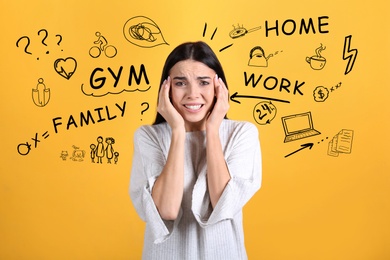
[192,121,262,227]
[129,126,182,243]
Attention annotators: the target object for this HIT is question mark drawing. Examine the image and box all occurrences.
[38,29,48,46]
[16,36,32,55]
[140,102,149,120]
[38,29,49,56]
[56,34,63,51]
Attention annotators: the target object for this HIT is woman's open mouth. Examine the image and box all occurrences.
[184,104,203,111]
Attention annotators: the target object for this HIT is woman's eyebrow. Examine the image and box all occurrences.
[172,76,187,80]
[197,76,211,80]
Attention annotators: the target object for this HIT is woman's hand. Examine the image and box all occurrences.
[157,77,185,131]
[206,75,230,132]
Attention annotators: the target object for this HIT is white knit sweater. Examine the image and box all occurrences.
[130,119,262,260]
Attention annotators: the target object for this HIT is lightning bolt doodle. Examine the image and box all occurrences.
[342,35,358,75]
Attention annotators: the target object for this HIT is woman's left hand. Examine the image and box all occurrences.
[206,75,230,132]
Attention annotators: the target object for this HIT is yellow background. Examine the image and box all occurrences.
[1,0,389,259]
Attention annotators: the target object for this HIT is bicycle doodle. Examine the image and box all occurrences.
[89,31,117,58]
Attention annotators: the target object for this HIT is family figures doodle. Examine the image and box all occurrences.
[90,136,119,164]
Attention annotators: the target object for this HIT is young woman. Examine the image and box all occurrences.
[130,41,262,259]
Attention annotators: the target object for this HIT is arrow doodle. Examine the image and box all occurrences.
[285,143,314,158]
[230,92,290,104]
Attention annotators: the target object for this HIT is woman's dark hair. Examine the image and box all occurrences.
[153,41,228,124]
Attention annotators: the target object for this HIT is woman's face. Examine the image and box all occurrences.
[169,59,216,131]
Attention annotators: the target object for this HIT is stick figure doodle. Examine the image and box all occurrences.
[32,78,50,107]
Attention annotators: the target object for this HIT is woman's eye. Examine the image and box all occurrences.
[200,81,210,86]
[174,81,185,86]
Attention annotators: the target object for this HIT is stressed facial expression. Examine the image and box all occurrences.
[169,60,216,131]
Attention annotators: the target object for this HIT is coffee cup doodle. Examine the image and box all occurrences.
[306,44,326,70]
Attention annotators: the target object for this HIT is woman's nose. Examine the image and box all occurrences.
[186,84,199,98]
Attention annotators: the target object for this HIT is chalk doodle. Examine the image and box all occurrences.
[248,46,283,67]
[253,101,277,125]
[81,65,151,97]
[16,36,32,55]
[202,22,233,52]
[123,16,168,48]
[316,136,329,145]
[140,102,149,121]
[230,92,290,104]
[17,131,50,156]
[60,151,69,161]
[54,57,77,79]
[229,23,261,39]
[52,101,127,134]
[37,29,49,54]
[285,143,314,158]
[306,43,326,70]
[313,82,342,102]
[89,31,117,58]
[264,16,330,37]
[90,136,119,164]
[59,137,120,164]
[55,34,63,51]
[16,29,64,60]
[70,145,86,162]
[327,129,354,157]
[342,35,358,75]
[32,78,50,107]
[281,112,321,143]
[313,86,329,102]
[243,72,305,96]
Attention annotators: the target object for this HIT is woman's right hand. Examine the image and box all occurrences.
[157,76,185,131]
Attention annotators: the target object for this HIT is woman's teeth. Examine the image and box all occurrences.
[185,105,202,110]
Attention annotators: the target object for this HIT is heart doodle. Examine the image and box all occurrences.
[54,57,77,79]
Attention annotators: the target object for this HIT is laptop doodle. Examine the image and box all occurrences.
[282,112,321,143]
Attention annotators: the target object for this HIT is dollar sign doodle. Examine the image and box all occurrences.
[313,86,329,102]
[318,90,324,99]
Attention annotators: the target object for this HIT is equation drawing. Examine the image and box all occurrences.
[282,112,321,143]
[306,43,326,70]
[89,31,117,58]
[123,16,168,48]
[327,129,354,157]
[32,78,50,107]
